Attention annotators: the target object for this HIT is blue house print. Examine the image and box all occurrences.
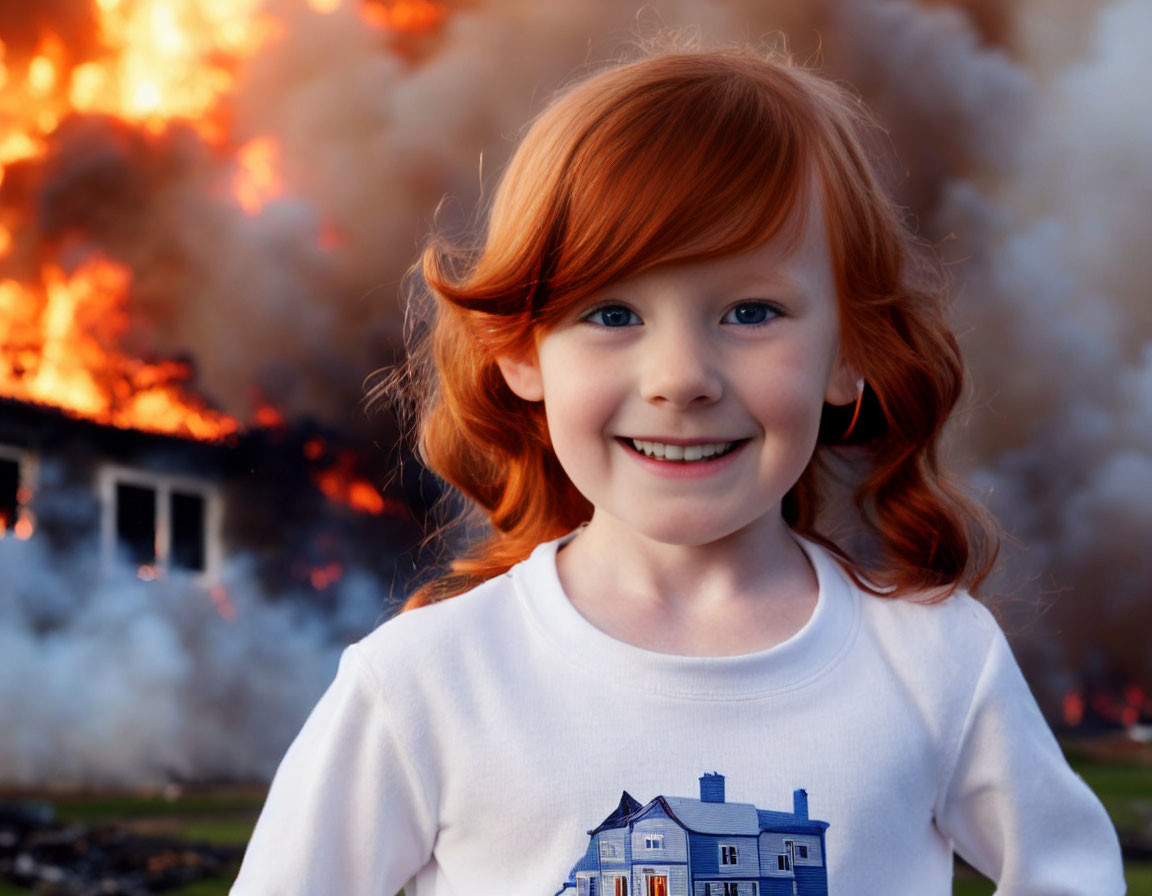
[554,773,829,896]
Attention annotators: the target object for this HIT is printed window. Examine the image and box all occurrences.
[723,884,739,896]
[776,854,791,871]
[705,885,711,896]
[600,841,620,859]
[614,876,627,896]
[644,834,664,849]
[719,844,738,865]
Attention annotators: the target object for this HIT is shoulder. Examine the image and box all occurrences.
[860,575,999,644]
[852,575,1004,694]
[352,570,520,681]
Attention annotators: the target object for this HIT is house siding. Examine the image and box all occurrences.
[688,834,759,876]
[633,813,688,864]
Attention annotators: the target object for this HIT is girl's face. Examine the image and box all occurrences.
[497,189,859,548]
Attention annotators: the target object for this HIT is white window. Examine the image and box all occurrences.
[723,884,739,896]
[797,845,808,859]
[644,833,664,849]
[719,844,738,865]
[98,465,221,582]
[776,854,791,871]
[600,841,621,859]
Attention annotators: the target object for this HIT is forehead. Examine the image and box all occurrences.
[602,187,832,297]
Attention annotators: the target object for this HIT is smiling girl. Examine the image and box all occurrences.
[232,42,1124,896]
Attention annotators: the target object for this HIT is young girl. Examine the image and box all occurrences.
[232,44,1124,895]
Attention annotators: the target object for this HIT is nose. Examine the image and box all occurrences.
[638,323,723,408]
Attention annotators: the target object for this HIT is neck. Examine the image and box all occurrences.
[554,511,819,656]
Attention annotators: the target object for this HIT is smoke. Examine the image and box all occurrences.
[0,510,390,787]
[810,0,1152,697]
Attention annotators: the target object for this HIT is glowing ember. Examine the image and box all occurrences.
[1063,691,1085,727]
[303,437,326,460]
[0,257,240,441]
[253,404,286,428]
[210,584,238,621]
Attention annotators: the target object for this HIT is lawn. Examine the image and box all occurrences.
[2,748,1148,895]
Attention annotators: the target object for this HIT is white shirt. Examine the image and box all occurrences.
[231,533,1124,895]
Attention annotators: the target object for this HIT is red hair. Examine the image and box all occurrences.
[373,42,998,610]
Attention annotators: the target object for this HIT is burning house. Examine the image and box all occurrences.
[0,0,455,789]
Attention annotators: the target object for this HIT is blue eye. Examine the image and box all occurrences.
[722,302,779,326]
[583,305,640,327]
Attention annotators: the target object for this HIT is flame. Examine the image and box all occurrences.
[0,0,450,439]
[312,450,407,516]
[361,0,447,32]
[233,137,284,215]
[0,257,239,441]
[69,0,282,143]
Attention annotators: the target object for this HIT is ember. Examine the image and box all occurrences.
[0,801,242,896]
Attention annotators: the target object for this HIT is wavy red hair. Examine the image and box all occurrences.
[373,42,998,610]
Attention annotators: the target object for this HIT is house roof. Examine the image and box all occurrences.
[595,794,830,838]
[661,797,761,835]
[588,791,645,836]
[756,809,831,834]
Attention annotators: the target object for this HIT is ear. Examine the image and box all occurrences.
[824,352,861,407]
[495,350,545,402]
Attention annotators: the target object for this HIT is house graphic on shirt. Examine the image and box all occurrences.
[553,773,829,896]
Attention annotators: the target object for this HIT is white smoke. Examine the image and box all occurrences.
[0,525,390,787]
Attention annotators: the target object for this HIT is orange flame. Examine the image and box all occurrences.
[361,0,447,32]
[233,137,284,215]
[312,450,407,516]
[0,257,239,441]
[0,1,450,438]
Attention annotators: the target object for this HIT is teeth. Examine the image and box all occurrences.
[629,439,735,462]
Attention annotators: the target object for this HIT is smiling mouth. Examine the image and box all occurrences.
[621,438,746,462]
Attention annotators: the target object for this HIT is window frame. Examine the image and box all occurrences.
[98,464,221,583]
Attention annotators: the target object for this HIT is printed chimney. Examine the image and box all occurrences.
[793,788,809,819]
[699,772,725,803]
